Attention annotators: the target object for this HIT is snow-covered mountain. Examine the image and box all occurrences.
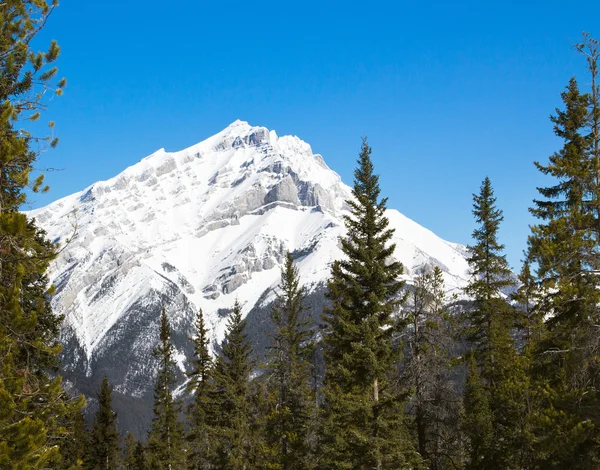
[28,120,471,436]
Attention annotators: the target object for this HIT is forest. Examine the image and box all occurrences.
[1,2,600,469]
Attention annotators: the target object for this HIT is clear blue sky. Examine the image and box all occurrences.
[27,0,600,269]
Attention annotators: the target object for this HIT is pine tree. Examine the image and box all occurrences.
[526,38,600,467]
[122,433,137,470]
[464,177,514,371]
[133,442,147,470]
[463,177,529,468]
[264,252,314,470]
[462,355,493,470]
[0,3,82,467]
[147,307,186,470]
[186,309,217,470]
[320,138,422,469]
[211,300,254,469]
[59,405,88,470]
[404,266,462,470]
[87,377,120,469]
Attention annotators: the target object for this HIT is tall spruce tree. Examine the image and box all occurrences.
[211,300,254,469]
[88,377,120,470]
[186,309,217,470]
[462,355,493,470]
[133,442,147,470]
[463,177,528,469]
[264,252,314,470]
[59,405,88,470]
[527,38,600,466]
[320,138,422,469]
[0,2,84,468]
[405,266,462,470]
[122,433,138,470]
[147,307,186,470]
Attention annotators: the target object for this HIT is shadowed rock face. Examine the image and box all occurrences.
[29,120,472,437]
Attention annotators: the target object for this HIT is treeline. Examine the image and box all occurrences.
[1,2,600,469]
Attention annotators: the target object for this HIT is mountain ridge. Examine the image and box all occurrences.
[26,120,471,436]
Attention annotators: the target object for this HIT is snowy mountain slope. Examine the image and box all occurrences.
[28,120,471,436]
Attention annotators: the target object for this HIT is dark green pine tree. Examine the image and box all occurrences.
[133,442,148,470]
[463,177,529,469]
[527,42,600,467]
[59,405,89,470]
[211,300,254,469]
[464,177,514,370]
[462,355,493,470]
[320,138,422,470]
[186,309,217,470]
[405,266,462,470]
[147,307,186,470]
[122,433,138,470]
[264,252,314,470]
[0,1,83,468]
[87,377,120,469]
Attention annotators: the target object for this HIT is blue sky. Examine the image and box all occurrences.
[27,0,600,269]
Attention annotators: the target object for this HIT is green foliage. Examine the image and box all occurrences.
[147,307,186,470]
[122,433,137,470]
[405,266,462,470]
[321,139,422,469]
[263,252,314,470]
[133,442,147,470]
[526,33,600,467]
[463,177,531,469]
[462,355,492,470]
[0,2,83,468]
[211,300,254,469]
[87,377,120,469]
[186,309,217,470]
[58,405,88,470]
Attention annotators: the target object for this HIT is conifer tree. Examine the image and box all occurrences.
[0,2,83,467]
[264,252,314,470]
[133,442,147,470]
[527,37,600,466]
[463,177,529,468]
[211,300,254,469]
[88,377,120,469]
[405,266,461,470]
[59,406,88,470]
[147,307,186,470]
[464,177,514,371]
[462,355,493,470]
[320,138,422,469]
[186,309,217,470]
[122,433,137,470]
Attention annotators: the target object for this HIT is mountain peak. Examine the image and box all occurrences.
[28,122,470,362]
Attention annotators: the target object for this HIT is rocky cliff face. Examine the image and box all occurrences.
[28,120,471,437]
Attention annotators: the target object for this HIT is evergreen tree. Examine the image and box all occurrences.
[87,377,120,469]
[264,252,314,470]
[404,266,462,470]
[133,442,147,470]
[462,355,493,470]
[320,138,422,469]
[186,309,217,470]
[59,406,88,470]
[211,300,254,469]
[463,177,529,468]
[527,38,600,467]
[464,177,514,371]
[147,307,186,470]
[0,2,82,467]
[122,433,137,470]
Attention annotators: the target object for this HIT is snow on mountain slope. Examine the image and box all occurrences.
[27,120,471,436]
[31,120,468,357]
